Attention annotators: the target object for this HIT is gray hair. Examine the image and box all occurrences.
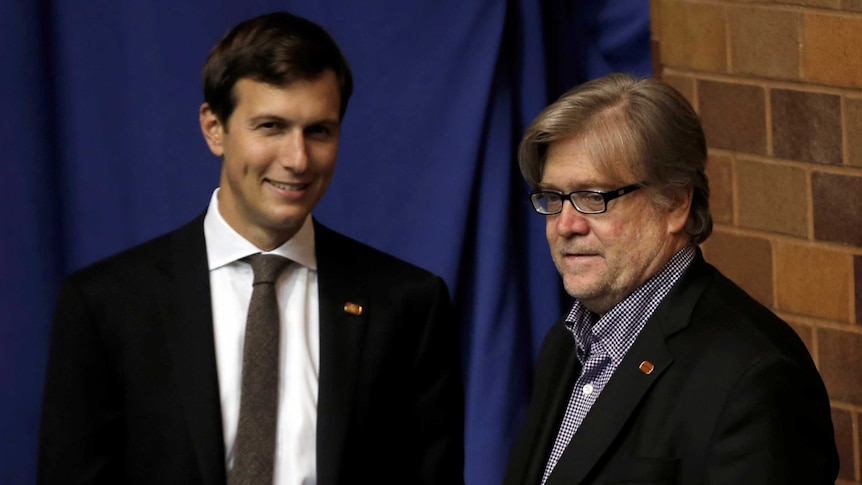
[519,73,712,244]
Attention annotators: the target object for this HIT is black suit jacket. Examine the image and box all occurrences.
[504,251,838,484]
[38,215,464,485]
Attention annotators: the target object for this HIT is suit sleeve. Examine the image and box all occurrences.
[409,275,465,485]
[38,278,123,485]
[705,354,839,484]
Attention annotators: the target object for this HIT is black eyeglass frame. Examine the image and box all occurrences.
[528,183,642,215]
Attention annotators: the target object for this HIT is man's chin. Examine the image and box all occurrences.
[266,207,311,227]
[563,281,595,300]
[563,278,606,301]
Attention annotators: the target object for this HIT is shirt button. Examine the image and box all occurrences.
[583,383,594,395]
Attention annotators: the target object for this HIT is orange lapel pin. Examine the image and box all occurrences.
[343,302,363,316]
[639,360,655,375]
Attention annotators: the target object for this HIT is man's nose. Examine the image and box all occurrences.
[554,200,590,236]
[278,131,308,171]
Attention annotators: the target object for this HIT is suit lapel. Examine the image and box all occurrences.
[546,252,713,485]
[157,215,227,485]
[512,324,583,485]
[313,221,368,485]
[546,321,673,485]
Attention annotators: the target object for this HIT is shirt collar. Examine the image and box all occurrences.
[565,245,696,366]
[203,188,317,271]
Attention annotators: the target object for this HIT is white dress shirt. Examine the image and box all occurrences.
[203,189,319,485]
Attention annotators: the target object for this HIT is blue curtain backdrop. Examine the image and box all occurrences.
[0,1,650,483]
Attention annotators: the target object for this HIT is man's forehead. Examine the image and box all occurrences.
[542,147,622,184]
[229,75,341,119]
[234,71,339,96]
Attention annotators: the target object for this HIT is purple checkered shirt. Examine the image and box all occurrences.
[541,245,696,484]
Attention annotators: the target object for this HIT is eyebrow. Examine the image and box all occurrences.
[537,180,610,191]
[246,114,341,127]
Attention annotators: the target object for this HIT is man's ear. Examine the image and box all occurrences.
[199,103,224,157]
[667,186,693,235]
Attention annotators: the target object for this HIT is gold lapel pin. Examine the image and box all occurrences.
[639,360,655,375]
[343,302,363,316]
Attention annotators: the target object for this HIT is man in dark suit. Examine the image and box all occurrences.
[503,73,838,484]
[38,12,463,485]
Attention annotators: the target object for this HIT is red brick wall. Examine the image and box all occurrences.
[651,1,862,482]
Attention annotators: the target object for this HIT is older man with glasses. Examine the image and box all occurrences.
[504,73,838,485]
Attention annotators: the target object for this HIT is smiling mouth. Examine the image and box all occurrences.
[267,180,308,191]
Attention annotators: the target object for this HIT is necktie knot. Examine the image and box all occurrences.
[247,253,290,285]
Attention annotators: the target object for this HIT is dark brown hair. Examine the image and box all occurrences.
[202,11,353,125]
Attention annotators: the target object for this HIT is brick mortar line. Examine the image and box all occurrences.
[831,402,862,413]
[710,223,862,255]
[831,403,862,484]
[658,0,862,18]
[774,309,860,331]
[831,400,861,482]
[708,148,862,177]
[662,67,862,96]
[810,315,821,365]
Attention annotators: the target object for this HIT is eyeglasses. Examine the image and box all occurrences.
[529,184,642,215]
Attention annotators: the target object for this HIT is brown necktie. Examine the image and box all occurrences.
[229,254,290,485]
